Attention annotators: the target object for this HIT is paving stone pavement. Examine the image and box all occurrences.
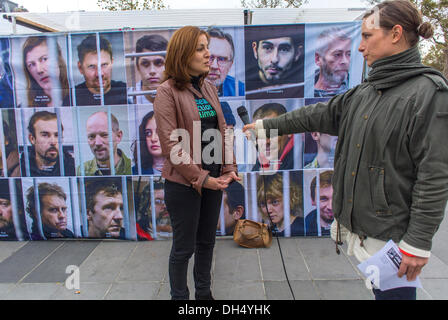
[0,206,447,300]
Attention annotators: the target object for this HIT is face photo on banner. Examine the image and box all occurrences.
[1,109,21,177]
[304,22,363,98]
[22,177,77,240]
[303,98,337,169]
[303,170,317,236]
[0,179,29,240]
[0,132,3,177]
[16,107,76,177]
[76,106,132,176]
[0,38,15,108]
[129,104,165,176]
[304,169,334,236]
[254,171,304,237]
[11,35,71,108]
[206,26,245,98]
[246,99,304,172]
[217,176,245,236]
[0,112,5,177]
[132,176,153,240]
[80,176,132,239]
[69,32,128,106]
[124,29,172,106]
[133,176,172,240]
[151,177,172,239]
[244,24,305,100]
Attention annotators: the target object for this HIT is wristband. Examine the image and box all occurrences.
[399,248,416,258]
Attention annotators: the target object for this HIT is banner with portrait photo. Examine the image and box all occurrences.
[245,24,305,100]
[209,26,246,99]
[78,176,136,240]
[11,35,72,108]
[0,178,28,240]
[68,32,128,107]
[0,21,363,241]
[15,107,77,177]
[131,175,172,240]
[124,29,174,107]
[1,109,21,177]
[303,97,337,169]
[21,177,78,240]
[304,22,363,98]
[0,38,14,109]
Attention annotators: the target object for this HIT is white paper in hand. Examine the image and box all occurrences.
[357,240,422,291]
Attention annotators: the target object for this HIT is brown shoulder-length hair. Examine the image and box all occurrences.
[162,26,210,91]
[22,36,70,107]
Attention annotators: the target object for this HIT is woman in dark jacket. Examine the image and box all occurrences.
[244,0,448,300]
[154,26,239,300]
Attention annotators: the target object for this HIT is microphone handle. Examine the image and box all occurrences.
[247,128,258,152]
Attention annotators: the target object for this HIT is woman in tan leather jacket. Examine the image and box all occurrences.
[154,26,239,300]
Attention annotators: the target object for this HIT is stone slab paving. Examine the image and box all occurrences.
[0,204,447,300]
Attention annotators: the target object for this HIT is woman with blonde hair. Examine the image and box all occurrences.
[257,172,304,236]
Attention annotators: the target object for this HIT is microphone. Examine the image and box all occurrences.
[237,106,250,126]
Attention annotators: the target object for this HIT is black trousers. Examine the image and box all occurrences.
[164,179,223,300]
[373,286,417,300]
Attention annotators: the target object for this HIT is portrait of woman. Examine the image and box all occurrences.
[21,36,71,107]
[2,114,20,177]
[132,111,165,175]
[257,171,304,237]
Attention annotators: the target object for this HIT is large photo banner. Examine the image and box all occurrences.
[0,22,363,241]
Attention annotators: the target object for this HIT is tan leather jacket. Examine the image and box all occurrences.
[154,79,237,195]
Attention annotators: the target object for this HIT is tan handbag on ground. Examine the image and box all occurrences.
[233,219,272,248]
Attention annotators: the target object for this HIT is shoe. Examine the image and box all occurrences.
[195,292,215,300]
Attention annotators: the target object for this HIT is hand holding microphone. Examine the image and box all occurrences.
[242,123,256,136]
[237,106,258,147]
[239,106,274,171]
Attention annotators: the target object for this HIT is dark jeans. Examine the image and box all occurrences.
[164,180,223,300]
[373,287,417,300]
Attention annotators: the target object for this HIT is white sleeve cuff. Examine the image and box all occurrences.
[398,240,431,258]
[255,119,266,139]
